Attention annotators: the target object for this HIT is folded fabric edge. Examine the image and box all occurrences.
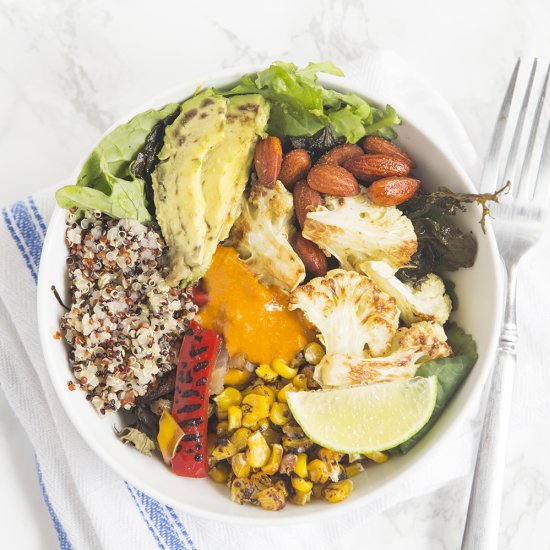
[0,196,199,550]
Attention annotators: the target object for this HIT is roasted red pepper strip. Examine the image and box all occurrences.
[171,320,221,477]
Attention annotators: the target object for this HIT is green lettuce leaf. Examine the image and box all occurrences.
[396,323,478,454]
[57,103,179,222]
[221,61,399,143]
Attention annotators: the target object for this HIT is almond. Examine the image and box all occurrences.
[362,136,416,168]
[292,233,328,277]
[317,144,363,166]
[293,180,322,228]
[254,136,282,187]
[366,177,421,206]
[343,154,410,183]
[279,149,311,189]
[307,164,359,196]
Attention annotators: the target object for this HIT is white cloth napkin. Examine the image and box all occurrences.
[1,50,547,550]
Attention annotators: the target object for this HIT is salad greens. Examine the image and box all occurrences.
[222,61,400,143]
[396,323,478,453]
[56,103,179,222]
[396,185,509,286]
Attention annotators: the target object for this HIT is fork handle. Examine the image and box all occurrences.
[460,325,517,550]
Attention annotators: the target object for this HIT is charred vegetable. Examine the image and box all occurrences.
[397,184,509,285]
[170,320,221,477]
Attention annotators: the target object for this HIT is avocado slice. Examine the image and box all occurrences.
[192,94,270,281]
[152,90,227,285]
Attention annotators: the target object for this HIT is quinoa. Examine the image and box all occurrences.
[61,210,197,415]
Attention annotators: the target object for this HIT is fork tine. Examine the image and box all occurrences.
[521,62,550,200]
[506,59,538,198]
[479,59,522,194]
[532,122,550,205]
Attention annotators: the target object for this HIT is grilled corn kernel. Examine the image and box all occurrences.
[216,420,229,436]
[312,483,326,499]
[365,451,388,464]
[214,387,242,411]
[242,393,271,427]
[345,462,365,478]
[277,383,296,403]
[227,406,242,431]
[230,427,252,452]
[348,453,362,463]
[303,342,325,365]
[256,364,278,383]
[262,443,284,475]
[250,472,273,492]
[274,479,289,497]
[232,452,251,478]
[294,453,308,478]
[318,448,342,463]
[216,408,228,420]
[291,475,313,493]
[224,368,251,386]
[241,382,262,397]
[307,459,329,484]
[208,464,229,484]
[212,438,238,461]
[282,435,313,454]
[290,489,312,506]
[257,486,286,511]
[231,478,256,504]
[318,448,342,481]
[256,417,269,432]
[272,358,298,379]
[246,431,271,468]
[270,402,291,426]
[251,385,276,407]
[292,373,308,390]
[323,479,353,503]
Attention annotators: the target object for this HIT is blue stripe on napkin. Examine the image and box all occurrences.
[4,199,197,550]
[36,459,73,550]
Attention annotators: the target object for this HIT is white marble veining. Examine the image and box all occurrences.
[1,0,550,548]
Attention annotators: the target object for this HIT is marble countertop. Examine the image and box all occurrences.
[1,0,550,548]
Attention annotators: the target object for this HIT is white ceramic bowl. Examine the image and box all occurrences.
[37,66,503,525]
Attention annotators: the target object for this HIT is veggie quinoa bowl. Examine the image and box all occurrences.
[37,64,503,524]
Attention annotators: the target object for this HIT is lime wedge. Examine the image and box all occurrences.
[286,376,438,453]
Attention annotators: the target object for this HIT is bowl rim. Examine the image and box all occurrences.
[37,64,504,525]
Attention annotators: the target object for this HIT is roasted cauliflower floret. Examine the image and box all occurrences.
[289,269,399,357]
[303,188,417,270]
[227,180,305,292]
[315,321,452,387]
[358,261,452,326]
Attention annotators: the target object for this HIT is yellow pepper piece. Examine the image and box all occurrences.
[157,410,184,464]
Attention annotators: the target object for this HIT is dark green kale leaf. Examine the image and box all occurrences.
[397,183,509,286]
[288,125,345,160]
[133,106,181,215]
[396,322,478,454]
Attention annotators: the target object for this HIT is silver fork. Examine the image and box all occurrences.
[461,59,550,550]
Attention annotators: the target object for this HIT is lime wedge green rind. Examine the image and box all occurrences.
[287,376,438,454]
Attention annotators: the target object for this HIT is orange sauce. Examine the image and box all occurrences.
[198,246,310,364]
